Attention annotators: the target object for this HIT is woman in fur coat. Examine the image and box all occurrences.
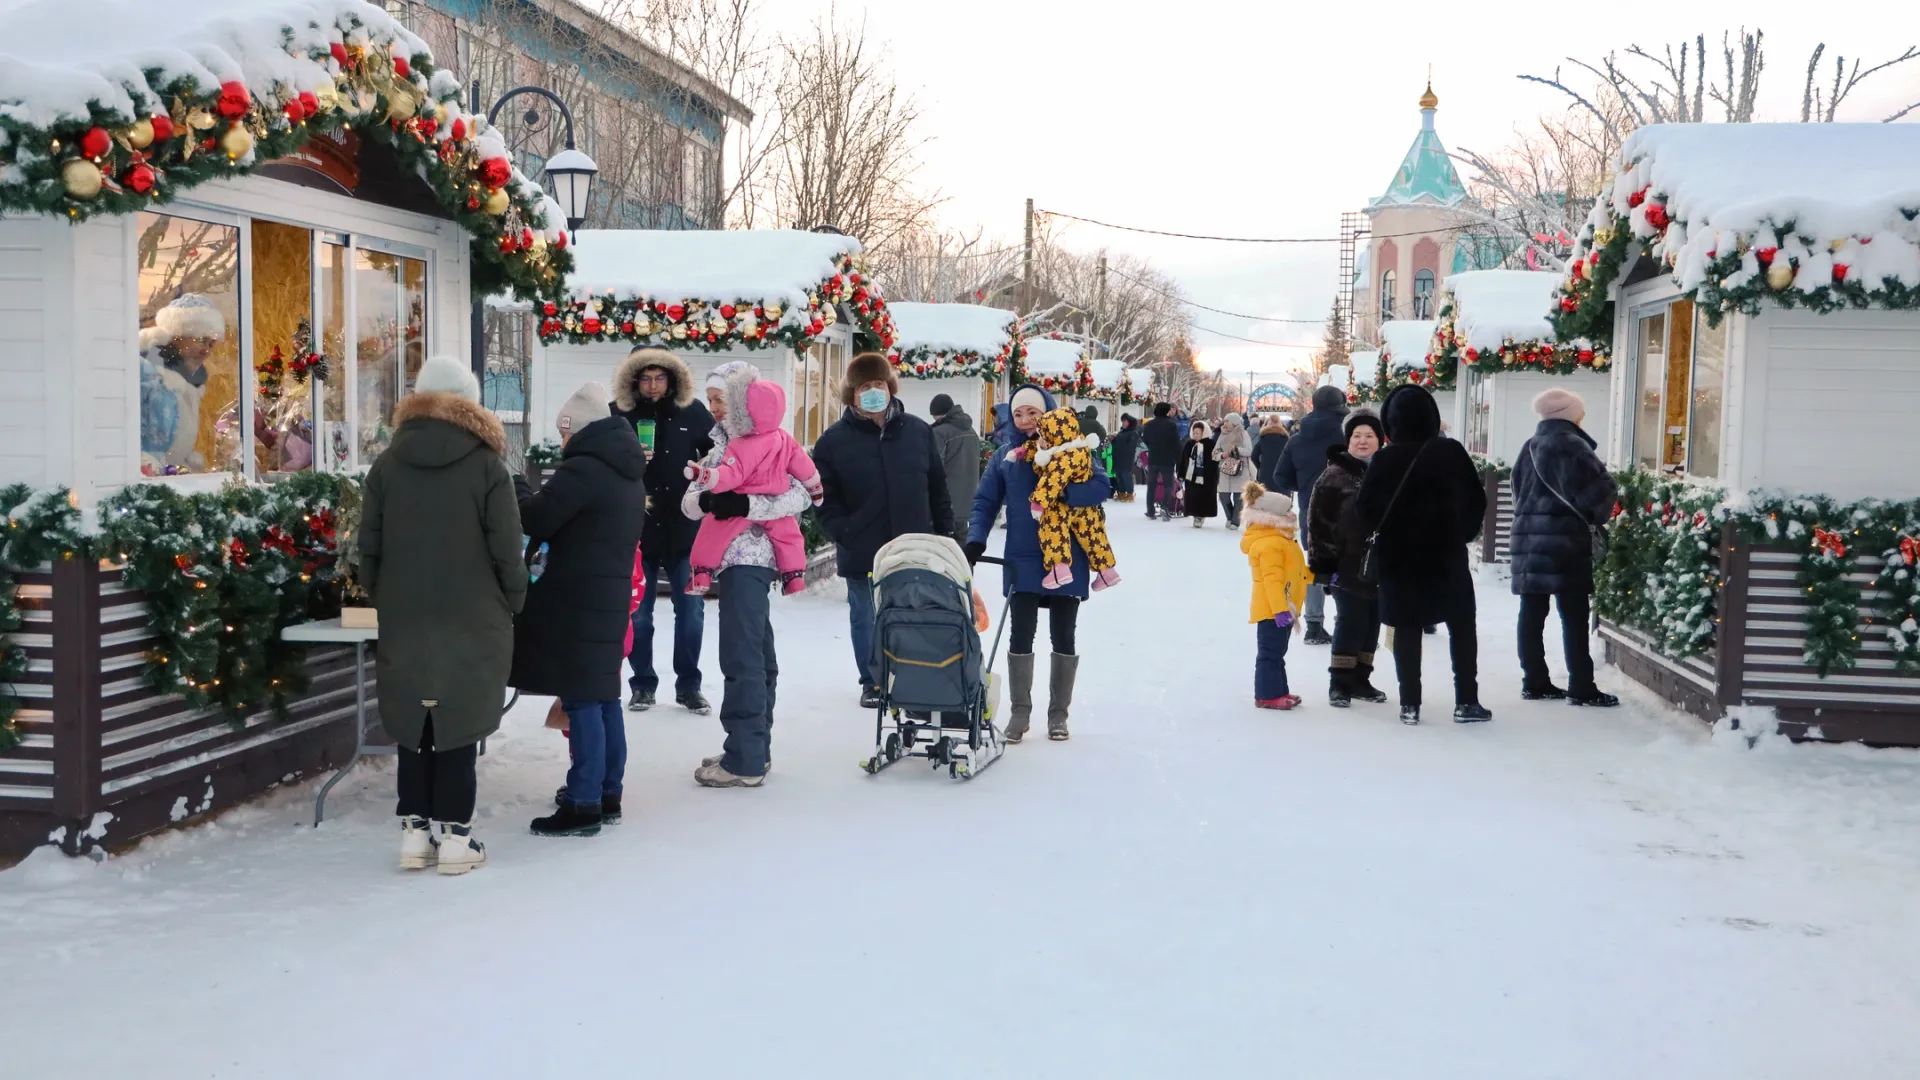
[1180,419,1220,527]
[1212,412,1254,529]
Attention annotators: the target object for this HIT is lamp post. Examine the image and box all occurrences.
[469,82,599,380]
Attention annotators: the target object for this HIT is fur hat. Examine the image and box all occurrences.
[557,381,609,437]
[1533,387,1586,423]
[929,393,955,417]
[1153,402,1173,418]
[153,294,226,342]
[613,348,694,411]
[840,351,897,406]
[413,355,480,403]
[1311,385,1350,414]
[1343,411,1385,443]
[1010,386,1048,415]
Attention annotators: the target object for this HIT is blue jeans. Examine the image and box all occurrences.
[630,554,704,695]
[1255,620,1292,700]
[846,576,876,689]
[718,566,778,776]
[561,699,626,807]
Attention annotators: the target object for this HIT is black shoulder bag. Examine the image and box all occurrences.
[1357,441,1429,585]
[1528,442,1609,560]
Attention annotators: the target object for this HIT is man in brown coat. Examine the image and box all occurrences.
[358,355,527,875]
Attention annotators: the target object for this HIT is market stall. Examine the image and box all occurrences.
[1017,337,1095,408]
[0,0,572,860]
[1082,359,1154,429]
[1368,319,1452,424]
[884,302,1019,424]
[529,229,895,447]
[1555,122,1920,743]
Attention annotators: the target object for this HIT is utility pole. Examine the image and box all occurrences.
[1022,198,1035,316]
[1094,254,1107,357]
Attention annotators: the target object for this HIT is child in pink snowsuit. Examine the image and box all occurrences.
[685,379,823,595]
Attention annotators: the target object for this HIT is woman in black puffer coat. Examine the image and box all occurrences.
[1308,411,1387,707]
[1354,385,1488,725]
[512,384,648,835]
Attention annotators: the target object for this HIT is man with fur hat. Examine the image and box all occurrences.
[814,351,954,709]
[610,347,717,715]
[1510,387,1620,708]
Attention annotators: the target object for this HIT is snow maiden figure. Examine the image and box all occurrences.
[138,293,228,474]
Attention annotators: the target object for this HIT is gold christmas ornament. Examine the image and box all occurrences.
[386,90,417,123]
[433,103,448,125]
[61,158,104,199]
[1767,262,1794,291]
[670,324,688,340]
[483,188,510,215]
[529,232,548,254]
[127,117,155,149]
[765,303,783,321]
[1593,227,1616,248]
[221,124,254,160]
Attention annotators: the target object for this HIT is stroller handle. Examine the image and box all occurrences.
[974,554,1006,566]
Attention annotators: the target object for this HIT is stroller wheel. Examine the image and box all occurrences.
[883,732,902,763]
[930,736,952,766]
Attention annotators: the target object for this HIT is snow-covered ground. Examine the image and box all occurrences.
[6,509,1920,1078]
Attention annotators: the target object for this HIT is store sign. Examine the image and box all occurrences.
[260,132,361,195]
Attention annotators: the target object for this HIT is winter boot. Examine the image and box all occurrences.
[531,801,603,837]
[1091,567,1121,591]
[781,571,808,596]
[1351,654,1390,704]
[399,815,436,870]
[628,689,655,712]
[1521,683,1568,701]
[1567,689,1621,708]
[703,753,769,774]
[1005,653,1035,743]
[694,760,765,788]
[677,690,712,715]
[1047,652,1079,741]
[1329,656,1357,708]
[553,788,623,823]
[1042,563,1073,590]
[1453,703,1494,723]
[1303,622,1332,646]
[1399,705,1421,725]
[435,821,487,876]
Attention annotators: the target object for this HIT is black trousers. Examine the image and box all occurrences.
[396,713,478,823]
[1392,615,1479,708]
[1517,592,1596,694]
[1330,590,1381,680]
[1008,592,1079,655]
[1147,465,1178,518]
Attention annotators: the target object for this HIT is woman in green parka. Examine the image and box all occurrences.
[358,355,527,875]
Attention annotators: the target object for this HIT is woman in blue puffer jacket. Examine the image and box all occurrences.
[965,384,1111,743]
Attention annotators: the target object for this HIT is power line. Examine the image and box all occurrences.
[1105,265,1328,324]
[1188,323,1321,348]
[1039,208,1500,246]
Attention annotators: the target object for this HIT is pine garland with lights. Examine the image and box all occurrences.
[1879,528,1920,672]
[0,12,571,303]
[890,338,1021,381]
[536,258,895,352]
[1592,471,1724,660]
[0,486,90,752]
[1432,301,1608,381]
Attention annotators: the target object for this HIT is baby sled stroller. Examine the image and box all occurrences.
[860,534,1007,781]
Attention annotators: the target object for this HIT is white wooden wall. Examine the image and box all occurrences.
[1488,370,1613,464]
[894,375,972,425]
[0,215,65,492]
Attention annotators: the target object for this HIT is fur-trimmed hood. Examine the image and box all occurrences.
[1031,432,1100,467]
[391,391,508,465]
[709,360,763,441]
[1029,406,1097,465]
[1243,507,1299,535]
[613,348,695,412]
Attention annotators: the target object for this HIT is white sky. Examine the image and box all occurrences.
[753,0,1916,373]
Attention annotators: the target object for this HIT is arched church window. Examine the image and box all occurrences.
[1412,269,1435,319]
[1379,270,1397,321]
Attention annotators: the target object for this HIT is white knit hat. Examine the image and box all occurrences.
[1011,387,1047,414]
[153,294,226,341]
[1252,489,1294,517]
[557,381,609,437]
[413,355,480,403]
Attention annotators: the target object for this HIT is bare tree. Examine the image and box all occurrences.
[865,225,1020,305]
[1801,43,1920,122]
[1451,100,1627,273]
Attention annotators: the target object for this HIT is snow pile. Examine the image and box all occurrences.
[1128,368,1152,395]
[1349,350,1381,386]
[1378,320,1437,369]
[0,0,427,127]
[885,303,1014,356]
[1089,357,1125,390]
[1024,338,1083,376]
[565,229,864,308]
[1442,271,1561,351]
[1319,363,1352,389]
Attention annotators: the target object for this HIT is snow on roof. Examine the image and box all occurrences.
[1378,320,1437,369]
[1349,350,1381,385]
[1441,270,1561,350]
[1127,368,1153,394]
[886,302,1015,355]
[1319,363,1352,388]
[566,229,864,306]
[1089,357,1125,389]
[1024,338,1084,376]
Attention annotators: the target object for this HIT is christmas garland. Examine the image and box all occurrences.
[1881,527,1920,673]
[1592,471,1724,661]
[889,339,1021,381]
[1080,378,1153,407]
[0,4,571,303]
[1741,495,1920,678]
[1364,349,1449,403]
[537,257,896,352]
[1432,301,1608,382]
[525,441,564,467]
[1469,453,1511,482]
[0,487,91,751]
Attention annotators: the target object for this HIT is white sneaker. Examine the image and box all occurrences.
[436,821,487,875]
[399,815,436,870]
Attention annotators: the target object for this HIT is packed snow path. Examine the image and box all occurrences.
[6,510,1920,1078]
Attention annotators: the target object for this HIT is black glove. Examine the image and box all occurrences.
[963,541,986,566]
[702,491,749,520]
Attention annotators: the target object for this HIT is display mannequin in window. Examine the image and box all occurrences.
[138,293,225,474]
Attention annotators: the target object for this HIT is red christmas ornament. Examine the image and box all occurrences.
[666,303,686,322]
[719,304,736,319]
[450,117,467,142]
[705,332,717,343]
[478,156,512,190]
[299,91,320,118]
[284,101,305,124]
[1577,348,1595,363]
[124,162,155,195]
[1833,263,1850,282]
[466,194,480,211]
[80,126,110,158]
[1464,348,1478,361]
[1901,535,1920,566]
[500,234,518,254]
[808,319,824,335]
[582,318,603,335]
[554,232,567,251]
[394,56,412,79]
[330,42,350,67]
[215,81,252,119]
[620,321,634,334]
[753,306,765,318]
[521,228,534,249]
[174,553,194,572]
[1559,295,1578,312]
[1644,203,1670,230]
[542,302,558,317]
[1755,246,1777,266]
[149,114,174,143]
[1571,260,1585,280]
[1627,187,1648,209]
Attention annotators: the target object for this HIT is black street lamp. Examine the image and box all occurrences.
[469,82,599,379]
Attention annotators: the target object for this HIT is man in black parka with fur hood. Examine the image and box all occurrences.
[1509,388,1620,707]
[610,347,716,714]
[1355,385,1488,724]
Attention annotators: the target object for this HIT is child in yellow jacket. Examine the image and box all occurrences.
[1240,481,1313,709]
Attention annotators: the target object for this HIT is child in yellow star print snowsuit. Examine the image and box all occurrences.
[1030,407,1121,591]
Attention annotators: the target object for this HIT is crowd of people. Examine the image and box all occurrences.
[353,349,1118,873]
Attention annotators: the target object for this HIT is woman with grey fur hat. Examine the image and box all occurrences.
[359,355,527,873]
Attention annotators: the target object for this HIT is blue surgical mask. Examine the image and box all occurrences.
[857,388,890,413]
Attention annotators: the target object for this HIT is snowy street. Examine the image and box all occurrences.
[6,509,1920,1078]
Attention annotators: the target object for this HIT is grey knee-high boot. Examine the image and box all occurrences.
[1006,653,1035,743]
[1047,653,1079,740]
